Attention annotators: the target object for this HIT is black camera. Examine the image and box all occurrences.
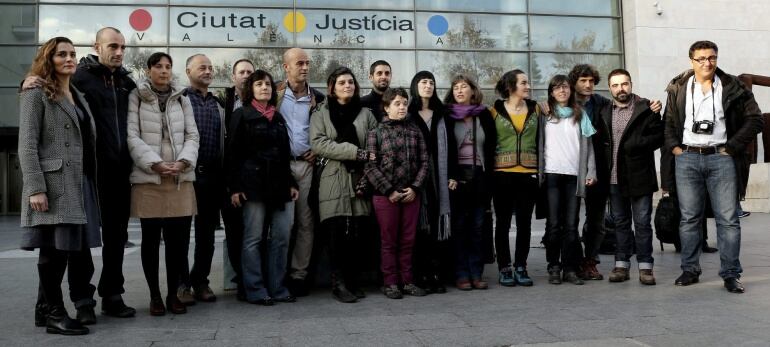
[692,120,714,134]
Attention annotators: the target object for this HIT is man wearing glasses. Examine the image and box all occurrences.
[663,40,763,293]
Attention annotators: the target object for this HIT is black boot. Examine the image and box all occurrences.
[35,303,48,327]
[46,305,89,335]
[331,274,357,303]
[76,306,97,325]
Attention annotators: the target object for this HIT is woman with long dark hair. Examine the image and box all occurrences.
[491,69,539,287]
[443,75,497,291]
[310,67,378,303]
[19,36,98,335]
[407,71,456,294]
[127,52,200,315]
[229,70,299,306]
[539,74,596,285]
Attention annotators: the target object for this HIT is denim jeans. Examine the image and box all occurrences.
[675,151,742,279]
[241,200,295,301]
[544,173,581,272]
[608,184,653,269]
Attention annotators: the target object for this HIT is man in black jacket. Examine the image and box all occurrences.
[360,60,391,119]
[663,41,764,293]
[599,69,663,285]
[24,27,137,318]
[568,64,661,281]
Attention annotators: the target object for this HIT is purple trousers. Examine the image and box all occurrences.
[373,195,420,286]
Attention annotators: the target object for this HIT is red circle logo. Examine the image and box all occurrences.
[129,9,152,31]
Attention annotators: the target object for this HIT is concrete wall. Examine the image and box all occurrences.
[623,0,770,211]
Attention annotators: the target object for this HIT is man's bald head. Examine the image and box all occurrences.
[94,27,126,71]
[282,48,310,85]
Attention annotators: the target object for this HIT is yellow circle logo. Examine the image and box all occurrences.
[283,11,306,33]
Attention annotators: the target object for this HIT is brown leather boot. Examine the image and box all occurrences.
[639,269,656,285]
[581,259,604,280]
[608,267,630,282]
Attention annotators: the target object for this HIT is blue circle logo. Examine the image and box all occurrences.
[427,15,448,36]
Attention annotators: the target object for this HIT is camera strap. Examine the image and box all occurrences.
[690,76,716,124]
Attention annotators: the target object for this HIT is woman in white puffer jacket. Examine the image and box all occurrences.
[127,52,199,316]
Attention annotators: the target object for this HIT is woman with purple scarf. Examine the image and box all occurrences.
[443,75,497,291]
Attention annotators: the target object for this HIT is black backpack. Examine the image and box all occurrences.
[654,195,681,250]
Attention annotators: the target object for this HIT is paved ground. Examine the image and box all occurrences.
[1,213,769,347]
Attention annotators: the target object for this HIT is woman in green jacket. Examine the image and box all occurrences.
[310,67,378,303]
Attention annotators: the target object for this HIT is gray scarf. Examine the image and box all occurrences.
[435,118,451,241]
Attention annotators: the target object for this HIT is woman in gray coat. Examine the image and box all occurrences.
[19,37,99,336]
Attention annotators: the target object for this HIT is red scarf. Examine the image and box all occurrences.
[251,100,276,122]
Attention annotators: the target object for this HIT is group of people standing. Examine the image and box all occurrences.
[18,27,763,337]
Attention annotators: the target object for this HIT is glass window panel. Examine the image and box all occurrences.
[41,0,166,3]
[530,52,621,89]
[0,46,36,88]
[529,16,620,53]
[169,8,292,47]
[0,88,21,127]
[39,5,168,46]
[297,0,413,10]
[169,47,284,89]
[529,0,618,16]
[417,51,528,90]
[296,10,416,49]
[416,13,527,51]
[305,49,415,91]
[171,0,291,6]
[0,5,36,44]
[416,0,526,13]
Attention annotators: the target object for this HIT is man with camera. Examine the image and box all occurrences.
[663,40,763,293]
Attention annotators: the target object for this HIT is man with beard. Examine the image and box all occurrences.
[598,69,663,285]
[360,60,392,119]
[567,64,662,281]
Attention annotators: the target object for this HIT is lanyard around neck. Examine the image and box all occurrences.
[691,76,716,123]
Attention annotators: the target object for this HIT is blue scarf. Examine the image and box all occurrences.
[556,105,596,137]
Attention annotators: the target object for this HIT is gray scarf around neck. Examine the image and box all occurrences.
[435,118,451,240]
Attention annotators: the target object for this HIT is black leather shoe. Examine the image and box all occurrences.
[274,295,296,303]
[674,271,700,286]
[102,300,136,318]
[724,278,745,293]
[702,244,718,253]
[287,278,309,297]
[76,307,97,325]
[35,303,48,327]
[247,297,275,306]
[46,306,89,335]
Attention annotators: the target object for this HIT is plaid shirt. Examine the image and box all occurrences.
[364,118,429,196]
[185,87,222,168]
[610,94,637,184]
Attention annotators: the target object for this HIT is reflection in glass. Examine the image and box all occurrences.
[171,0,290,6]
[530,53,621,89]
[417,51,528,89]
[416,0,526,13]
[297,0,412,10]
[305,49,415,91]
[1,88,22,127]
[416,13,527,51]
[0,5,36,44]
[530,16,620,53]
[0,46,36,87]
[529,0,618,16]
[40,0,165,3]
[296,10,416,49]
[169,8,292,47]
[39,5,168,45]
[170,47,284,89]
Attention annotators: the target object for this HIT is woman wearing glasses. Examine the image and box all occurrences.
[540,75,596,286]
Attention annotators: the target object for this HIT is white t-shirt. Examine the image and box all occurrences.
[544,117,580,176]
[683,75,727,147]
